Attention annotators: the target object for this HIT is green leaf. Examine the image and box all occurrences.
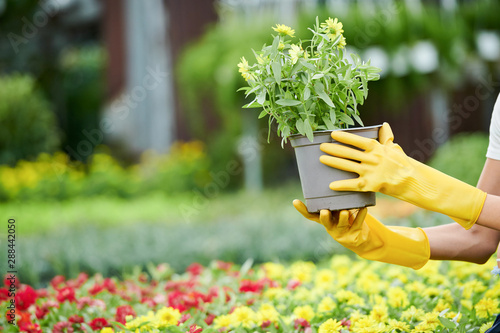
[240,258,254,276]
[299,58,316,71]
[350,53,361,66]
[295,118,305,135]
[336,64,351,75]
[243,100,268,108]
[272,61,282,83]
[360,74,368,98]
[271,35,280,57]
[352,113,363,126]
[329,108,337,124]
[303,87,311,100]
[337,112,355,126]
[276,99,301,106]
[438,316,457,329]
[304,118,314,142]
[312,73,324,80]
[322,115,335,130]
[257,89,266,104]
[258,110,267,119]
[317,90,334,107]
[244,85,260,97]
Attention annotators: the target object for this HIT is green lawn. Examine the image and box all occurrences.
[1,181,303,235]
[1,182,448,287]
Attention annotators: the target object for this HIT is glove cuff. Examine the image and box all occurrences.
[383,226,430,270]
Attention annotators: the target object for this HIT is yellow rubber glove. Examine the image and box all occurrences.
[319,123,487,230]
[293,199,430,269]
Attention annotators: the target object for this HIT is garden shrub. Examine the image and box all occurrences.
[0,74,60,165]
[428,132,488,186]
[0,141,211,202]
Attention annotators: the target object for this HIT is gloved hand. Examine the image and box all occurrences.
[293,199,430,269]
[319,123,487,230]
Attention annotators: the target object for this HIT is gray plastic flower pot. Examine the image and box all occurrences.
[290,125,382,213]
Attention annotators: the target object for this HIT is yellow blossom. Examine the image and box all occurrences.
[356,271,383,294]
[385,267,408,283]
[485,283,500,298]
[237,56,254,81]
[351,315,385,332]
[461,299,473,310]
[413,312,441,332]
[315,269,336,290]
[475,298,500,319]
[263,287,289,300]
[335,290,365,306]
[289,261,315,283]
[293,305,315,321]
[230,306,257,328]
[387,287,409,308]
[289,44,303,65]
[401,305,425,322]
[318,296,337,313]
[125,311,156,331]
[433,299,452,313]
[100,328,113,333]
[292,287,314,301]
[446,311,462,322]
[318,318,342,333]
[155,306,181,327]
[337,35,346,49]
[257,303,279,324]
[262,262,285,280]
[272,24,295,37]
[214,314,232,330]
[422,286,442,298]
[481,321,495,333]
[461,279,486,298]
[321,17,344,39]
[386,319,410,331]
[369,302,388,323]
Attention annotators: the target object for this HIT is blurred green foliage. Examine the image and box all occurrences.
[0,74,60,165]
[10,182,327,287]
[428,132,489,186]
[176,0,500,187]
[11,185,450,288]
[60,46,106,156]
[0,141,210,202]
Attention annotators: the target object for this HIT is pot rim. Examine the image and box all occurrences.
[288,124,382,139]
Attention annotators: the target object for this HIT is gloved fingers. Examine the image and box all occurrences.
[335,209,353,232]
[330,130,374,150]
[346,208,367,234]
[329,178,365,192]
[353,207,368,225]
[293,199,320,223]
[319,155,362,174]
[378,122,394,145]
[320,143,374,163]
[319,209,334,228]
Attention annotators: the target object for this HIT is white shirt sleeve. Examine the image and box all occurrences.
[486,93,500,161]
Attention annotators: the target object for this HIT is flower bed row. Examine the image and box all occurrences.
[1,256,499,333]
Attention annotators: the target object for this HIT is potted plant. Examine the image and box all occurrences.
[237,17,381,212]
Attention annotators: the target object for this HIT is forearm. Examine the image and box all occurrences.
[425,222,500,264]
[476,194,500,230]
[426,157,500,263]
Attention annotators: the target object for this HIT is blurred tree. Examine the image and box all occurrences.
[0,0,103,162]
[0,74,60,165]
